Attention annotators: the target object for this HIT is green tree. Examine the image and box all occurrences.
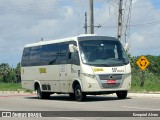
[15,62,21,83]
[0,63,11,83]
[147,55,160,76]
[6,70,16,83]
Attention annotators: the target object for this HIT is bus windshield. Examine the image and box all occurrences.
[79,40,129,66]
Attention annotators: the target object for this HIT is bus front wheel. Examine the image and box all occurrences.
[74,84,86,101]
[116,91,128,99]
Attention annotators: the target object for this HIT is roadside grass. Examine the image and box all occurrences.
[0,83,23,91]
[130,70,160,92]
[0,83,34,93]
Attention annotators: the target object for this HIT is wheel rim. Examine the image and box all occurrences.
[75,88,82,100]
[37,87,41,98]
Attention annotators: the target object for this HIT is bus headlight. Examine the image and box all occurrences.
[82,73,96,79]
[123,73,131,79]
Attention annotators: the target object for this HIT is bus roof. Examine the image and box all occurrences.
[24,34,116,48]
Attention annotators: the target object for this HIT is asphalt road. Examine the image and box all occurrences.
[0,92,160,120]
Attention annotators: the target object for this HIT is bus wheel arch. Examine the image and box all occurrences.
[72,80,86,101]
[34,81,50,99]
[34,82,40,91]
[72,80,80,91]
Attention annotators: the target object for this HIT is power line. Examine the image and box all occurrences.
[123,0,133,43]
[102,20,160,28]
[121,32,160,38]
[130,20,160,26]
[0,0,160,14]
[132,2,160,8]
[129,32,160,36]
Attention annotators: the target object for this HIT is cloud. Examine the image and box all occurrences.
[0,0,86,65]
[129,0,160,55]
[0,0,159,67]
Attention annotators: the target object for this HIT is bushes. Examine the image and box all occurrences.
[130,55,160,91]
[0,63,21,83]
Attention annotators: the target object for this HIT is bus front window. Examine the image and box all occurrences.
[79,40,129,66]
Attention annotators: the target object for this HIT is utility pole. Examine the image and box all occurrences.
[90,0,94,34]
[84,0,101,34]
[84,12,88,34]
[84,11,101,34]
[117,0,123,41]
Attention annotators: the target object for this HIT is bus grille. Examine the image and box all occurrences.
[98,74,123,88]
[99,74,122,80]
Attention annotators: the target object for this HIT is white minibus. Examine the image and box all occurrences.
[21,34,131,101]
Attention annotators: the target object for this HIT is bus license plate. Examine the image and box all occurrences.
[107,80,116,84]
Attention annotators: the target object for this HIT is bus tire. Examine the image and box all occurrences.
[37,85,50,99]
[116,91,127,99]
[74,84,86,101]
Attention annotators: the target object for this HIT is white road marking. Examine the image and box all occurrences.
[59,117,82,120]
[121,106,160,111]
[0,108,12,111]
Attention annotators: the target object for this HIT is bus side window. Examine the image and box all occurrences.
[21,47,31,67]
[29,46,41,66]
[68,41,80,65]
[59,43,68,64]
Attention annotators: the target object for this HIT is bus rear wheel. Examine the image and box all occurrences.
[116,91,128,99]
[74,84,86,101]
[37,85,50,99]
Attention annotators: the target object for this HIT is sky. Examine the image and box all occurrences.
[0,0,160,67]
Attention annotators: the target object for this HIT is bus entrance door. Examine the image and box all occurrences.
[59,65,68,92]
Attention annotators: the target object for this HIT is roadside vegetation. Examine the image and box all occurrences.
[130,55,160,92]
[0,63,22,91]
[0,55,160,92]
[0,83,22,91]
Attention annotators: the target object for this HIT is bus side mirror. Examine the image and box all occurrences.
[124,43,129,52]
[69,44,78,53]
